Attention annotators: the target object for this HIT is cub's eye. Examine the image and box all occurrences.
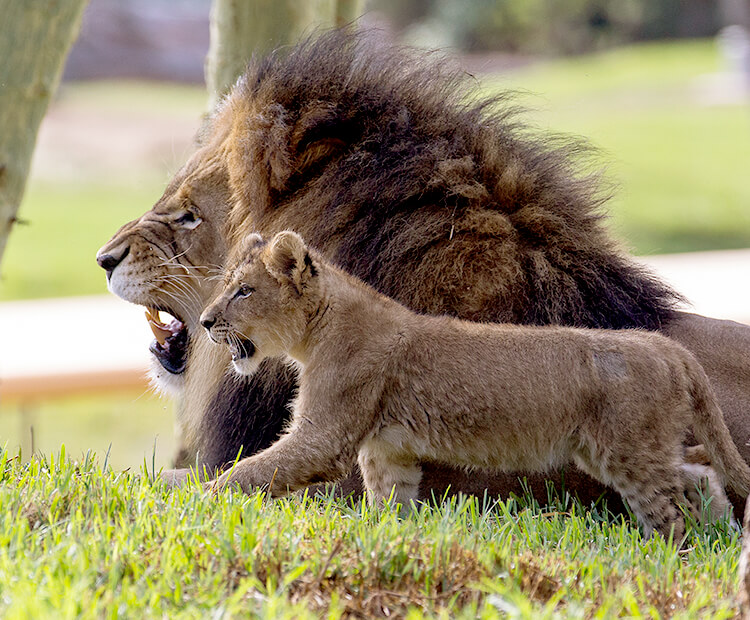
[175,210,202,229]
[234,285,254,299]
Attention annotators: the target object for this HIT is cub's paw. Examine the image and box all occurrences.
[160,468,193,489]
[206,467,255,495]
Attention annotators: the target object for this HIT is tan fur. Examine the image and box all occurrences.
[201,231,748,539]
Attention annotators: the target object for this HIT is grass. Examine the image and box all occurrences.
[0,447,743,618]
[0,181,167,300]
[0,391,175,472]
[54,80,208,115]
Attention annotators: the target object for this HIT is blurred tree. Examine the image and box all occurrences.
[0,0,88,267]
[370,0,434,30]
[206,0,363,109]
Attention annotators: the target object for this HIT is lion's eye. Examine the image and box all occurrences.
[175,210,202,229]
[235,285,254,299]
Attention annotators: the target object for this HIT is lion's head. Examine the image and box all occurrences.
[216,30,678,329]
[96,118,235,393]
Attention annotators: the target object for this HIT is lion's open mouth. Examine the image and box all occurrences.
[145,307,188,374]
[230,338,256,361]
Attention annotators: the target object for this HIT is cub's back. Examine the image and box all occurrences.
[398,317,689,419]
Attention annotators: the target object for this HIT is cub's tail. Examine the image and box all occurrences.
[687,357,750,498]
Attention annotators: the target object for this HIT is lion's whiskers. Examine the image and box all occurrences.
[167,279,204,317]
[156,286,202,322]
[155,274,202,308]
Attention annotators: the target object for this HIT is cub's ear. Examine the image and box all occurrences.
[239,233,265,254]
[228,233,265,269]
[263,231,316,294]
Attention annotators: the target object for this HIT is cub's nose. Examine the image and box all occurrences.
[96,246,130,275]
[200,316,216,331]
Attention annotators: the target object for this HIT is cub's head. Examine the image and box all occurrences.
[200,231,320,375]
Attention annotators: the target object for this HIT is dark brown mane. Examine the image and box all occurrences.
[224,28,679,330]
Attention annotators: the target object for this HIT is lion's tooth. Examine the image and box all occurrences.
[145,307,159,323]
[145,309,171,345]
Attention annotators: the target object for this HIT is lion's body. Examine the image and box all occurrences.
[97,30,750,513]
[202,232,746,539]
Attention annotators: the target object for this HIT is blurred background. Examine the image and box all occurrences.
[1,0,748,470]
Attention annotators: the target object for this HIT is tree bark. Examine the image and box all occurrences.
[0,0,88,267]
[205,0,363,109]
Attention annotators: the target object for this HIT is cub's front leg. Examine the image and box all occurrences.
[358,434,422,507]
[210,414,362,497]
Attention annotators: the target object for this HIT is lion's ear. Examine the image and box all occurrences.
[291,101,348,173]
[263,231,316,294]
[256,101,348,193]
[298,137,346,171]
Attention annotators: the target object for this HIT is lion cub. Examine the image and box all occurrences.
[201,231,749,538]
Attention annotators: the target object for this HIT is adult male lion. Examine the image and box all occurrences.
[97,30,750,510]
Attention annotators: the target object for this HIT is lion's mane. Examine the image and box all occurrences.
[222,29,678,328]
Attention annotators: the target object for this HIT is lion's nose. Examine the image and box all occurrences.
[200,316,216,331]
[96,246,130,275]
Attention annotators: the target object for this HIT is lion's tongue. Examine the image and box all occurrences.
[145,308,181,346]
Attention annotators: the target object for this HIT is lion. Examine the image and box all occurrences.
[198,230,744,539]
[96,29,750,512]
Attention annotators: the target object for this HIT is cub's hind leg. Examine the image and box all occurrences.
[358,435,422,509]
[575,451,686,540]
[679,446,734,525]
[614,469,686,541]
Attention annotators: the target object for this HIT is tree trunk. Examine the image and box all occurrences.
[0,0,88,267]
[205,0,363,109]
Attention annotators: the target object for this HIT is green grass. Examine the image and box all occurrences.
[57,80,209,116]
[0,448,743,618]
